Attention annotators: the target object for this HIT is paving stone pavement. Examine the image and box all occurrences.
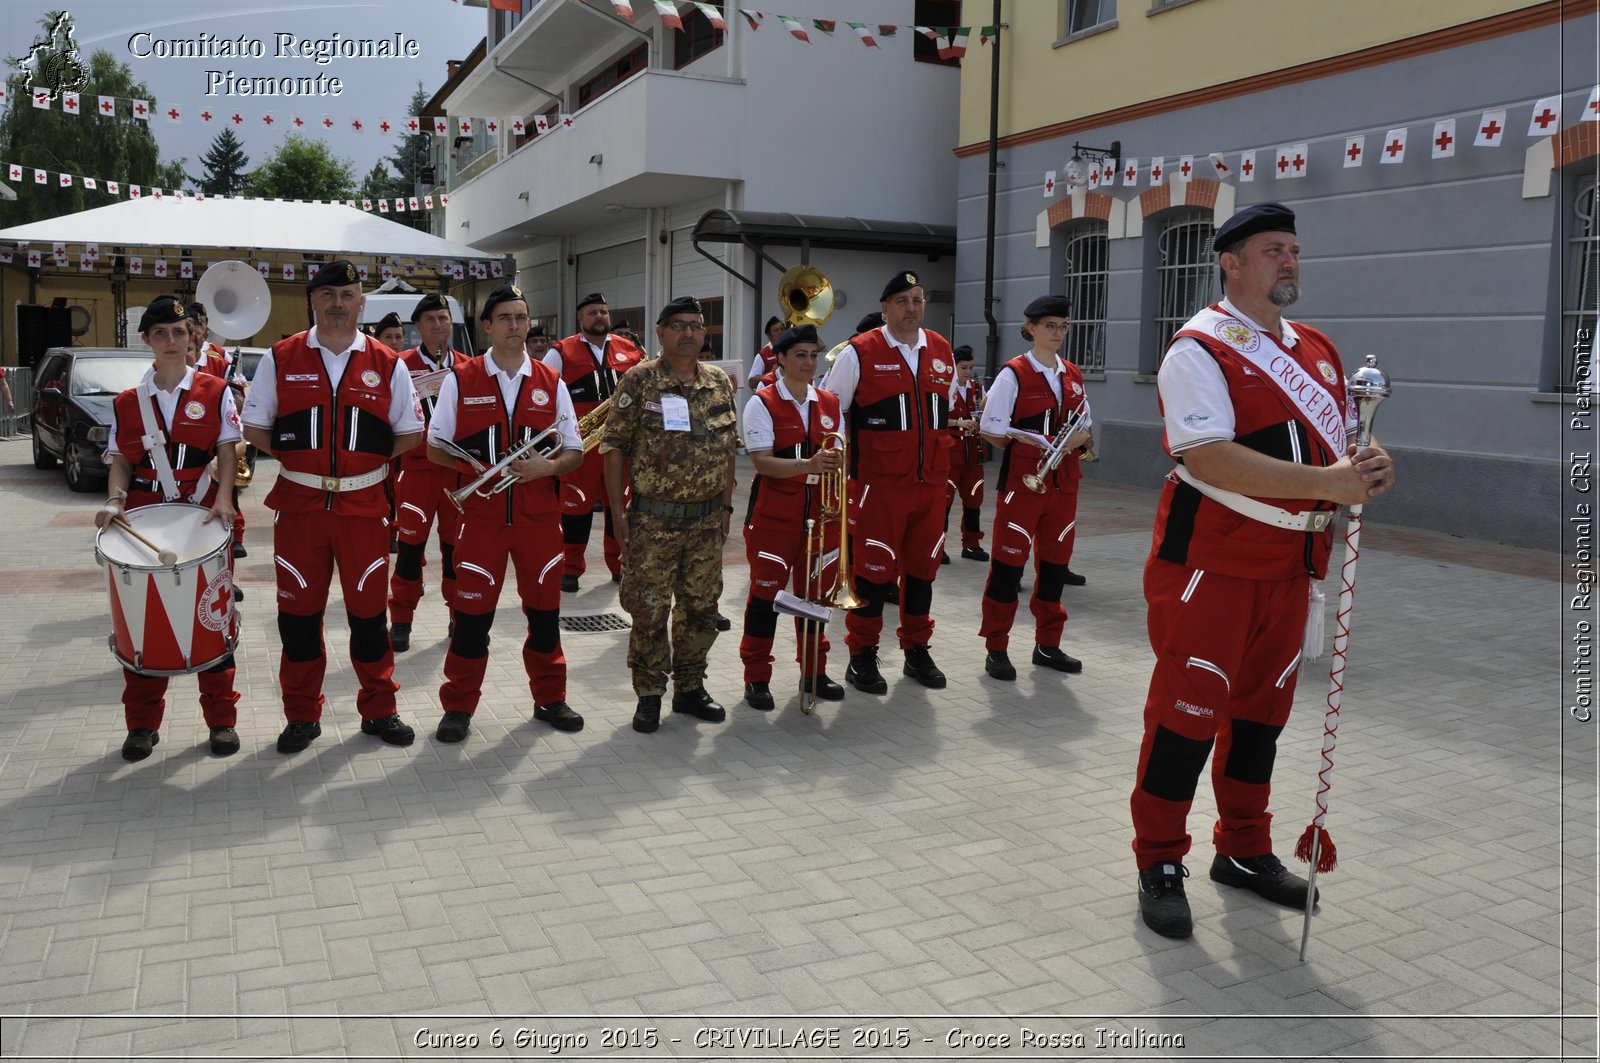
[0,439,1592,1062]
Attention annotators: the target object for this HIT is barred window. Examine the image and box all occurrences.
[1063,223,1108,372]
[1567,176,1600,392]
[1155,211,1216,363]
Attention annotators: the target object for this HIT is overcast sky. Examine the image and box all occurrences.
[4,1,486,181]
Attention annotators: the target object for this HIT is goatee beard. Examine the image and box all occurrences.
[1269,282,1300,307]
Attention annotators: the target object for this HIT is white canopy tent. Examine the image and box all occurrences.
[0,196,493,262]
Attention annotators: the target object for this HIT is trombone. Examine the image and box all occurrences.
[780,431,862,714]
[439,416,569,511]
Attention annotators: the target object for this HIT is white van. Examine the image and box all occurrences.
[361,290,476,357]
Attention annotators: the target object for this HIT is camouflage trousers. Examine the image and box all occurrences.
[619,511,725,695]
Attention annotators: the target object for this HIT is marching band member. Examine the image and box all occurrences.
[97,296,242,760]
[738,325,846,710]
[977,295,1092,681]
[525,323,552,361]
[543,292,642,593]
[387,294,466,653]
[429,285,584,743]
[370,313,406,351]
[822,270,955,694]
[241,260,425,755]
[746,315,784,390]
[188,301,251,565]
[944,344,988,564]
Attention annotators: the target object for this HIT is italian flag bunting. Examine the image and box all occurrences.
[812,19,836,36]
[691,2,725,30]
[848,22,879,47]
[913,25,939,39]
[653,0,682,30]
[938,27,969,60]
[778,15,811,42]
[739,8,762,30]
[610,1,636,19]
[877,24,897,38]
[979,25,998,44]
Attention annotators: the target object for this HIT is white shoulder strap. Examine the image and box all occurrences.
[134,387,182,501]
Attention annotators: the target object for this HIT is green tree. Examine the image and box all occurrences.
[196,127,249,197]
[153,157,189,193]
[242,133,354,201]
[380,84,433,233]
[0,18,169,225]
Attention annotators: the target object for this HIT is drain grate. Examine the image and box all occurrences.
[559,612,632,633]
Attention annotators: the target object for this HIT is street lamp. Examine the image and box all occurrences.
[1065,139,1121,185]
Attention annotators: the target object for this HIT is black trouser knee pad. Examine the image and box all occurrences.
[962,507,981,534]
[439,541,456,580]
[1224,719,1283,786]
[986,561,1025,604]
[852,577,891,620]
[348,612,389,662]
[523,607,561,654]
[1037,561,1072,603]
[277,611,324,662]
[449,610,494,659]
[1141,725,1216,803]
[744,596,779,639]
[562,512,594,546]
[395,541,425,581]
[903,576,934,618]
[203,654,236,674]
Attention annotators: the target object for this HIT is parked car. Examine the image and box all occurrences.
[30,347,151,492]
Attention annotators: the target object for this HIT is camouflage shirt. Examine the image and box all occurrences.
[600,355,737,503]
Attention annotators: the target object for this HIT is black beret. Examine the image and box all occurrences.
[773,324,821,355]
[526,323,548,339]
[879,270,923,301]
[854,311,885,334]
[307,259,361,292]
[763,315,782,331]
[1213,201,1296,253]
[138,295,187,333]
[186,301,207,318]
[374,312,403,332]
[953,345,975,361]
[576,291,606,313]
[479,285,526,320]
[655,296,703,326]
[1023,294,1071,320]
[410,293,448,322]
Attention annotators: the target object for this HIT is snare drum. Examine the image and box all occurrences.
[96,502,240,676]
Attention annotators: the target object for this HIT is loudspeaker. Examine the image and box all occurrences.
[17,304,71,368]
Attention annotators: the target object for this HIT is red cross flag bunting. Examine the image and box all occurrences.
[358,264,371,282]
[1149,156,1164,186]
[1528,94,1561,136]
[130,184,142,198]
[33,168,47,185]
[361,198,373,211]
[1123,158,1139,185]
[52,243,66,264]
[62,92,79,114]
[1043,170,1056,198]
[424,194,434,209]
[458,117,472,136]
[27,250,43,268]
[1430,118,1456,160]
[534,115,549,133]
[1175,155,1194,182]
[491,261,505,277]
[98,96,115,115]
[1380,128,1407,164]
[129,256,142,274]
[262,113,276,127]
[511,118,525,136]
[434,117,449,135]
[32,91,49,110]
[409,197,420,211]
[378,118,392,134]
[486,118,499,134]
[1289,143,1308,178]
[85,243,99,260]
[560,113,575,128]
[1087,164,1101,190]
[1102,159,1116,184]
[0,85,8,108]
[258,261,270,278]
[378,199,389,213]
[322,116,335,130]
[180,259,193,278]
[132,99,149,120]
[292,115,306,128]
[58,172,72,188]
[1239,150,1256,182]
[5,164,18,181]
[1585,86,1600,122]
[153,258,167,278]
[1343,135,1365,168]
[1208,153,1231,178]
[406,116,420,133]
[79,254,94,273]
[166,104,181,124]
[1474,109,1507,147]
[351,117,364,133]
[107,180,119,195]
[282,264,296,281]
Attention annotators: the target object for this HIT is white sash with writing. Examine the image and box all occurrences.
[1180,304,1347,457]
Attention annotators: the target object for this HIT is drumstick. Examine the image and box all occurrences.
[113,517,180,566]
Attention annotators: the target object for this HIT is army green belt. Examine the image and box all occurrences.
[630,495,721,519]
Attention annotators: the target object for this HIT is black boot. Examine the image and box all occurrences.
[846,649,888,694]
[902,645,946,689]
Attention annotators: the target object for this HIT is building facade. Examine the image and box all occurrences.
[442,0,963,372]
[953,0,1593,548]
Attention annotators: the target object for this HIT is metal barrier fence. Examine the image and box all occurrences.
[1,367,33,439]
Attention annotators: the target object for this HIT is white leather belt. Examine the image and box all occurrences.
[1173,465,1333,533]
[279,467,390,493]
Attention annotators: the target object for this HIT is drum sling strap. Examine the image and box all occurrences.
[134,387,185,502]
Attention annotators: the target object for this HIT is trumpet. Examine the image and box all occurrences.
[1021,404,1093,494]
[779,432,862,714]
[442,417,568,511]
[576,394,615,454]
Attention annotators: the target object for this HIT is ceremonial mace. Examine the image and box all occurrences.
[1296,354,1391,961]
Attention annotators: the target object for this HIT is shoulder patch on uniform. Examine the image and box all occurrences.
[616,392,633,409]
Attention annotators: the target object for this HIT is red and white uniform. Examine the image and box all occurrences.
[241,328,423,724]
[387,345,467,625]
[542,332,641,579]
[738,379,843,684]
[1131,299,1351,867]
[430,355,581,714]
[823,325,954,652]
[195,342,248,546]
[106,367,242,731]
[747,342,777,386]
[945,377,986,550]
[977,352,1086,652]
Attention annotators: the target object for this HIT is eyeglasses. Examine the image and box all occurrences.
[1033,321,1070,334]
[662,321,707,333]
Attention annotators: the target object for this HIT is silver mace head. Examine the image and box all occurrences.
[1348,354,1391,449]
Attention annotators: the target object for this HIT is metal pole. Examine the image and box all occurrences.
[981,0,1003,382]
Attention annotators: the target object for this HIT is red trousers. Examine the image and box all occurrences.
[739,515,839,683]
[122,661,238,731]
[1131,557,1309,866]
[388,463,461,624]
[979,481,1079,651]
[558,448,622,579]
[846,478,945,652]
[440,515,567,712]
[271,510,397,723]
[945,451,986,549]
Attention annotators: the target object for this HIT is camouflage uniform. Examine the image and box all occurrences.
[600,356,738,695]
